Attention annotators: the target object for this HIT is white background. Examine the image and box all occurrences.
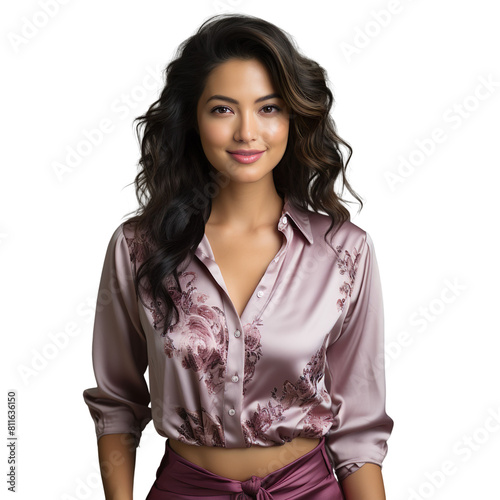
[2,0,499,498]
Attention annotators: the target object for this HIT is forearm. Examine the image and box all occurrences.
[340,463,386,500]
[97,433,137,500]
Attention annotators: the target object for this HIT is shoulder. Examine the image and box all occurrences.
[102,220,152,269]
[119,220,154,267]
[103,221,133,253]
[305,209,369,254]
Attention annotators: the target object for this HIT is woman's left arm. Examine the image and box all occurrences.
[340,463,387,500]
[324,231,394,495]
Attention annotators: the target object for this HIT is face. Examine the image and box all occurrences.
[196,58,290,185]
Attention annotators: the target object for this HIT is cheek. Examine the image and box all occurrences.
[263,119,289,146]
[199,120,232,148]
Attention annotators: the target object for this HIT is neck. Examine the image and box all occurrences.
[206,181,284,232]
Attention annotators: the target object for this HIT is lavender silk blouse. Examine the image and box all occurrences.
[82,194,394,482]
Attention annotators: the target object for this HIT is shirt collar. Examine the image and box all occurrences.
[281,194,314,245]
[196,194,314,261]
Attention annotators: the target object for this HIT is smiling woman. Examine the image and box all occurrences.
[82,12,393,500]
[196,58,290,188]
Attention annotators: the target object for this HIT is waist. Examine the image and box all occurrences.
[167,436,322,481]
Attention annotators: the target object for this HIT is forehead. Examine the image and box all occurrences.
[201,58,276,96]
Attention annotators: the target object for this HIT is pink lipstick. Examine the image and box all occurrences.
[227,149,265,164]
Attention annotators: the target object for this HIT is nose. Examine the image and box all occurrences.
[233,110,257,143]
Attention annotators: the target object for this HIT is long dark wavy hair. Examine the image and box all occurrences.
[123,13,363,336]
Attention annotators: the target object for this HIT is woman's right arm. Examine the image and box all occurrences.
[82,224,152,499]
[98,434,136,500]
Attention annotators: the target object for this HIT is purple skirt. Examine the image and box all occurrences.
[146,436,345,499]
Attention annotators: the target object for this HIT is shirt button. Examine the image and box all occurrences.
[281,216,288,225]
[256,290,264,298]
[234,329,241,338]
[228,408,236,416]
[231,375,239,383]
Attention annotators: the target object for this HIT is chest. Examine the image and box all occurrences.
[204,226,284,318]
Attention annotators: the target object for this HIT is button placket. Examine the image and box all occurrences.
[221,318,246,445]
[218,213,293,444]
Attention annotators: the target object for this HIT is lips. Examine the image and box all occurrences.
[227,149,265,155]
[227,149,266,164]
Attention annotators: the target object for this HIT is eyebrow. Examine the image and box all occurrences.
[205,93,283,105]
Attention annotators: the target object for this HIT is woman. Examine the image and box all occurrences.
[83,13,394,500]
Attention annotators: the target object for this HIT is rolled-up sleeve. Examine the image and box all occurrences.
[325,231,394,481]
[82,224,152,448]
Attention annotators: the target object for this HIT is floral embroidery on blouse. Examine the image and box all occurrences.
[164,271,229,395]
[125,231,230,395]
[124,230,152,266]
[242,335,333,446]
[242,318,264,396]
[124,229,166,329]
[175,406,226,447]
[335,244,362,312]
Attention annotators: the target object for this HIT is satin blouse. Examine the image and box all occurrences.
[82,194,394,481]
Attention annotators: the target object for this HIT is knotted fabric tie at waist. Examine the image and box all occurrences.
[238,475,273,499]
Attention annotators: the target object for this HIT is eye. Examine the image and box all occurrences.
[211,106,233,114]
[261,105,281,114]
